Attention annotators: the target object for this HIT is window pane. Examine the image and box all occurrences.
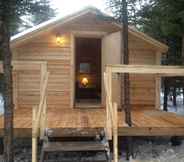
[79,63,90,73]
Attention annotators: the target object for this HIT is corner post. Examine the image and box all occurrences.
[32,106,38,162]
[121,0,133,160]
[155,51,161,109]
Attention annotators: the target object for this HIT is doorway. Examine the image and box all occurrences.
[75,37,102,107]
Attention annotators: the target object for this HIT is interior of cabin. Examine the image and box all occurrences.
[75,37,102,107]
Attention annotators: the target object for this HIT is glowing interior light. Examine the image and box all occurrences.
[56,35,65,44]
[81,77,89,87]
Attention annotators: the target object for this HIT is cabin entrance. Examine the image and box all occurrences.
[75,37,102,107]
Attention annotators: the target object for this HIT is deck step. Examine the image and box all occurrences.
[40,129,111,162]
[42,141,108,152]
[40,140,111,162]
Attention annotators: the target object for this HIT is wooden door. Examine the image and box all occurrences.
[102,31,122,107]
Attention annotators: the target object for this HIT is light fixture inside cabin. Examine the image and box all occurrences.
[81,77,89,87]
[56,34,65,45]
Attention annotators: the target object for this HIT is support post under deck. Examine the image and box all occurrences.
[164,78,168,111]
[121,0,132,127]
[121,0,133,160]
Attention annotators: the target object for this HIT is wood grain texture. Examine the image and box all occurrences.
[13,33,71,109]
[12,26,165,109]
[155,52,161,109]
[102,32,157,108]
[0,108,184,137]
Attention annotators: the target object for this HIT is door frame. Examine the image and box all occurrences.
[70,31,106,108]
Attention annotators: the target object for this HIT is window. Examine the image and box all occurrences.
[79,63,90,73]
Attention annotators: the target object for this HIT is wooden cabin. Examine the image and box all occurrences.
[0,7,184,138]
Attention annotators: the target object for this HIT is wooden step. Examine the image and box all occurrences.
[42,141,108,152]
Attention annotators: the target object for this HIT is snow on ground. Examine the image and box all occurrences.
[120,139,184,162]
[0,94,3,115]
[0,138,183,162]
[160,93,184,116]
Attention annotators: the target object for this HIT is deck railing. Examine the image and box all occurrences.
[104,71,118,162]
[104,64,184,162]
[32,71,49,162]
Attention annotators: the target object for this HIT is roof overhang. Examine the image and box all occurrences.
[10,6,168,53]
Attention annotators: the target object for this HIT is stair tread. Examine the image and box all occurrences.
[43,141,108,152]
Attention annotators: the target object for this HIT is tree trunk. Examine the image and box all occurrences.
[121,0,131,127]
[182,88,184,105]
[0,21,14,162]
[181,35,184,105]
[121,0,133,160]
[173,87,177,107]
[163,79,168,111]
[181,35,184,63]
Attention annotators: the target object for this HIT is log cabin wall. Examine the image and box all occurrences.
[129,33,156,109]
[11,15,161,110]
[102,31,158,109]
[11,13,121,109]
[12,32,71,109]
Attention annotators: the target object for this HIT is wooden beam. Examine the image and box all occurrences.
[32,106,38,162]
[104,72,111,140]
[107,64,184,76]
[40,62,47,95]
[32,72,49,138]
[113,102,118,162]
[155,52,161,109]
[70,33,75,108]
[0,61,46,73]
[71,31,107,38]
[40,97,47,139]
[12,72,18,109]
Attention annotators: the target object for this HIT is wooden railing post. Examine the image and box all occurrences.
[32,106,38,162]
[104,72,112,140]
[113,102,118,162]
[32,70,49,162]
[40,97,47,139]
[104,70,119,162]
[32,72,49,137]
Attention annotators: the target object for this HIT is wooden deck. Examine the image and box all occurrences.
[0,108,184,137]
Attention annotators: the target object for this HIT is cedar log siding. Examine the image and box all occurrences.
[12,30,158,110]
[102,32,157,109]
[12,32,71,109]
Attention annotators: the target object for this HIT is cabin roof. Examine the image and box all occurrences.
[11,6,168,53]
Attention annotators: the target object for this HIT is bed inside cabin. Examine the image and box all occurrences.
[75,37,102,108]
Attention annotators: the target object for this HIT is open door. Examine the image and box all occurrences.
[102,32,121,107]
[75,37,102,108]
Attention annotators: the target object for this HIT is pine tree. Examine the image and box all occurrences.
[106,0,146,25]
[106,0,184,65]
[0,1,55,161]
[18,0,55,34]
[6,0,55,35]
[106,0,184,109]
[138,0,184,65]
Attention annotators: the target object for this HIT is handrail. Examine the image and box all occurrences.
[104,64,184,162]
[104,72,118,162]
[104,72,113,138]
[106,64,184,76]
[32,72,49,138]
[32,71,49,162]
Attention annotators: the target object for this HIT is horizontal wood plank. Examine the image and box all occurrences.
[108,64,184,76]
[0,108,183,137]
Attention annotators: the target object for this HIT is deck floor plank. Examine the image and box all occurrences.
[0,108,184,137]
